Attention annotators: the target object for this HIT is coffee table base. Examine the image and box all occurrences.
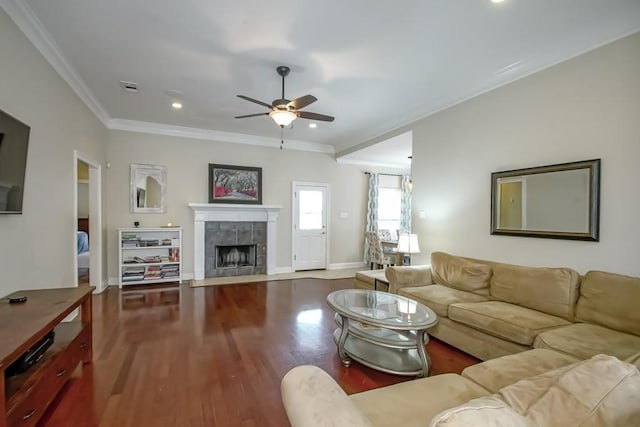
[332,327,431,377]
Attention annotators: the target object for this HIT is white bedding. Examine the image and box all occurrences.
[78,251,90,269]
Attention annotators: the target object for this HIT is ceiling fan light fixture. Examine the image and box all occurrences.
[269,110,297,127]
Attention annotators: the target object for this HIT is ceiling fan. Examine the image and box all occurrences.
[235,66,335,128]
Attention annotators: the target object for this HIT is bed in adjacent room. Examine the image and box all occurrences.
[77,218,90,277]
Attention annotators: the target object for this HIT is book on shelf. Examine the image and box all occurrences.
[140,239,160,247]
[169,248,180,262]
[122,274,145,281]
[123,266,145,274]
[124,256,162,264]
[162,271,179,278]
[145,268,162,279]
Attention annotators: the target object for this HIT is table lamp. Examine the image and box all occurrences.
[397,233,421,265]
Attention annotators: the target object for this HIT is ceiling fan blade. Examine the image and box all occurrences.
[235,112,270,119]
[297,111,335,122]
[287,94,317,110]
[237,95,273,109]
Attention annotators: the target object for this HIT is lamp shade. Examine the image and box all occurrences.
[269,110,297,127]
[397,233,420,254]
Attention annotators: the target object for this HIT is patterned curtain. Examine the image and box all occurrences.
[364,173,379,262]
[400,174,412,233]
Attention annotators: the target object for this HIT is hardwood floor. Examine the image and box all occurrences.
[38,279,479,427]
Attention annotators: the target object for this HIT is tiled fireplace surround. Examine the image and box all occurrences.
[205,221,265,277]
[189,204,281,280]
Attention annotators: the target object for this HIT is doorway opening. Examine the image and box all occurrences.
[74,151,103,292]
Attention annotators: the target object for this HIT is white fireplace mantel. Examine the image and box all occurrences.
[189,203,281,280]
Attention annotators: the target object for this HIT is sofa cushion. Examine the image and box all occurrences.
[626,352,640,369]
[431,252,492,293]
[435,355,640,427]
[534,322,640,362]
[576,270,640,336]
[462,348,579,393]
[428,395,528,427]
[497,354,640,426]
[449,301,571,346]
[398,284,488,318]
[350,374,489,427]
[489,263,580,320]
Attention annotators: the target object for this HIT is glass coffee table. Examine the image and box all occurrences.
[327,289,438,377]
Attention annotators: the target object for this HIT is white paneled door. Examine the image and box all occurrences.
[292,182,328,271]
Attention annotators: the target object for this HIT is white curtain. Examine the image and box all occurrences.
[400,174,412,233]
[364,173,379,262]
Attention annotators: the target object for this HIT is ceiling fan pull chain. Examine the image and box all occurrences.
[280,128,284,150]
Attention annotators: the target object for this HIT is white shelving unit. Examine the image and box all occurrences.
[118,227,182,287]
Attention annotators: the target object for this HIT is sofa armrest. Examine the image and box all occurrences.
[281,365,373,427]
[385,265,434,294]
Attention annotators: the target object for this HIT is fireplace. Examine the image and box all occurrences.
[204,220,265,277]
[189,203,281,280]
[216,244,257,269]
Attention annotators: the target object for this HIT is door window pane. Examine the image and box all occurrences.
[299,190,323,230]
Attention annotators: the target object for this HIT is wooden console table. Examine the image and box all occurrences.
[0,287,94,427]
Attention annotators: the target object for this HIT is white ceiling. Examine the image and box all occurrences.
[3,0,640,167]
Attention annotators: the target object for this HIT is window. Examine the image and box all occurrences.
[299,190,323,230]
[378,187,401,239]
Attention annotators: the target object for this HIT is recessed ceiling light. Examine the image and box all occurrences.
[491,0,505,3]
[309,123,317,129]
[171,101,183,109]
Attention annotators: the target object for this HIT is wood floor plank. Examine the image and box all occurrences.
[37,278,479,426]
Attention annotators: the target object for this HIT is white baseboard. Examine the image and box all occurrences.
[328,262,367,270]
[274,262,366,274]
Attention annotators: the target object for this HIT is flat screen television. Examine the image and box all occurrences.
[0,109,30,214]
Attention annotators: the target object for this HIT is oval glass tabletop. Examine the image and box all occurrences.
[327,289,437,330]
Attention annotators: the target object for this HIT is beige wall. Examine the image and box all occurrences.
[5,1,638,288]
[0,9,108,294]
[408,32,640,275]
[105,130,367,282]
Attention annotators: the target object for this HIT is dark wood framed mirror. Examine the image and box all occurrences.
[491,159,600,241]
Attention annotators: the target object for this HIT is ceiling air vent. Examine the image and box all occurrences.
[119,80,139,93]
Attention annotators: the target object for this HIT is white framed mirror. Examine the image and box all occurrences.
[130,163,167,213]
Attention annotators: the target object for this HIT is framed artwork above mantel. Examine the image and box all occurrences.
[208,164,262,204]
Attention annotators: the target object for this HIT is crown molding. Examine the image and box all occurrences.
[1,0,333,154]
[335,156,410,172]
[1,0,110,124]
[108,119,335,154]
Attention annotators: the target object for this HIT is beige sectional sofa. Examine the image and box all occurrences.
[282,350,640,426]
[386,252,640,365]
[281,253,640,425]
